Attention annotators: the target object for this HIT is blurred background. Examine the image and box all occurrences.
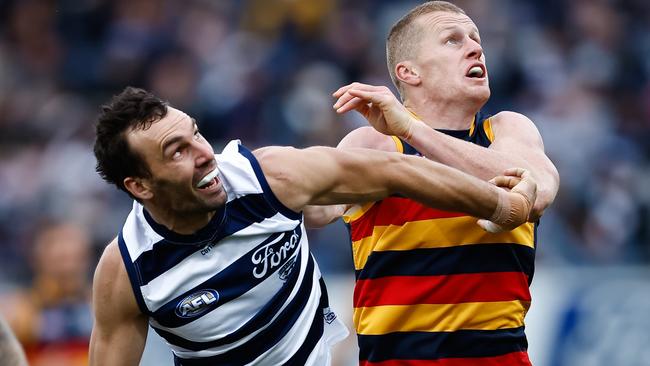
[0,0,649,365]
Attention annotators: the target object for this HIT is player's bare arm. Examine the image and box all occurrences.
[89,240,148,366]
[333,82,559,221]
[481,111,559,218]
[405,111,558,220]
[302,126,396,228]
[254,146,536,232]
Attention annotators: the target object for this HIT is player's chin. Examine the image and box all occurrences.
[200,190,227,209]
[466,84,490,102]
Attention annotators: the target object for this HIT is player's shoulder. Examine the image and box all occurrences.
[490,111,536,127]
[252,145,299,168]
[489,111,544,143]
[252,145,295,156]
[93,238,141,316]
[338,126,398,152]
[94,239,124,285]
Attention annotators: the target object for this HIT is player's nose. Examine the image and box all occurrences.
[465,37,483,60]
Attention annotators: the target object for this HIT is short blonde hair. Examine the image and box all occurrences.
[386,1,466,97]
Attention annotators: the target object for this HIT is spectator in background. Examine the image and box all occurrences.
[0,315,28,366]
[0,221,93,366]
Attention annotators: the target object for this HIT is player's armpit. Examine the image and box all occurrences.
[89,241,148,366]
[303,205,347,228]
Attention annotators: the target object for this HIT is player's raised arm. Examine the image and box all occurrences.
[89,241,148,366]
[332,82,559,221]
[254,146,535,231]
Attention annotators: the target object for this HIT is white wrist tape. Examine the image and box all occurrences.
[488,191,529,230]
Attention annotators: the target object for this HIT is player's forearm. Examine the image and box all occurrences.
[406,122,521,180]
[390,154,499,219]
[405,123,558,210]
[317,150,499,219]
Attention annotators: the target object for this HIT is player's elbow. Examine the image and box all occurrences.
[532,165,560,219]
[541,163,560,203]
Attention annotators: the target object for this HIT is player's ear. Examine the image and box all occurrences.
[124,177,154,200]
[396,61,421,87]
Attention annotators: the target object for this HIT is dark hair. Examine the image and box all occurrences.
[93,87,168,198]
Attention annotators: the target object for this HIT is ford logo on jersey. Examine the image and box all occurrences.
[251,229,300,279]
[175,289,219,319]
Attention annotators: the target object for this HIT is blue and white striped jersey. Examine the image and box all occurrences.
[117,140,348,365]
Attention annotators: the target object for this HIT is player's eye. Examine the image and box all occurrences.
[445,37,460,45]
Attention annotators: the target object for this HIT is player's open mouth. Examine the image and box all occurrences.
[196,169,219,190]
[466,64,486,78]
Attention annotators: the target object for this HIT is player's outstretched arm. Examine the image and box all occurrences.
[254,146,535,231]
[89,240,148,366]
[333,82,559,221]
[302,126,397,228]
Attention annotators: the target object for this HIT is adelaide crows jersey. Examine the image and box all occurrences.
[345,113,536,366]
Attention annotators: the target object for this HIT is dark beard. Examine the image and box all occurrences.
[151,179,218,215]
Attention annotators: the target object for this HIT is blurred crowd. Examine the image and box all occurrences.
[0,0,649,362]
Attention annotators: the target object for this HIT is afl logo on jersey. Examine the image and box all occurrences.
[175,289,219,319]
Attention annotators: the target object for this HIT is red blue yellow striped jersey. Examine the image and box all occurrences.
[344,112,536,366]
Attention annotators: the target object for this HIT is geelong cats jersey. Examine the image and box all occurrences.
[118,140,348,365]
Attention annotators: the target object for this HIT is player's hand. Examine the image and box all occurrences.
[332,82,418,139]
[477,168,537,233]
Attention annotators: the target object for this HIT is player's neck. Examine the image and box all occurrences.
[404,97,480,131]
[144,203,216,235]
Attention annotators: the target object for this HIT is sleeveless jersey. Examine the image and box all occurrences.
[345,113,536,366]
[118,140,348,365]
